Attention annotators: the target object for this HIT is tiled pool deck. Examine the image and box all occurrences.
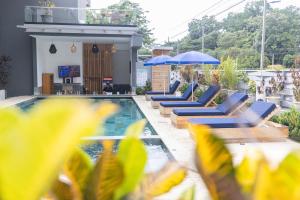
[1,95,300,199]
[133,96,300,199]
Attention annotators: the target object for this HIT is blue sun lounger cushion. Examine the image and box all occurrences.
[146,80,180,95]
[160,85,220,108]
[151,83,198,101]
[188,101,276,128]
[173,92,248,116]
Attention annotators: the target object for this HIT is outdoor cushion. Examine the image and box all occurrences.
[151,83,198,101]
[241,101,276,126]
[216,92,248,114]
[181,83,199,99]
[172,92,248,116]
[160,84,220,108]
[197,85,220,104]
[146,80,180,95]
[188,117,253,128]
[188,101,277,128]
[151,96,186,101]
[160,101,204,107]
[173,107,225,116]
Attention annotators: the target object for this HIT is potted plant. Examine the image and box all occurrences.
[0,55,12,100]
[38,0,55,23]
[291,68,300,109]
[265,71,285,105]
[237,71,250,91]
[247,80,256,103]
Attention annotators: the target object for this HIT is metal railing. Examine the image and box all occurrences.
[24,6,138,26]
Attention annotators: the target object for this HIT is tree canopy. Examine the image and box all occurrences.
[165,0,300,69]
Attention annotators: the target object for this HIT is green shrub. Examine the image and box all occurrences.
[194,88,204,98]
[135,87,145,95]
[214,91,227,104]
[179,83,189,94]
[219,57,239,90]
[271,107,300,140]
[248,80,256,94]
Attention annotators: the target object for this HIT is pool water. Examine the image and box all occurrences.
[18,97,156,136]
[83,139,171,172]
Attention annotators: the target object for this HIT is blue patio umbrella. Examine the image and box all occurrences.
[166,51,220,65]
[144,55,173,95]
[144,55,172,66]
[166,51,220,100]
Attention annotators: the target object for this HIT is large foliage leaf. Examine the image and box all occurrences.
[253,152,300,200]
[131,163,186,199]
[188,124,245,200]
[114,120,148,200]
[64,147,94,196]
[85,141,124,200]
[178,185,196,200]
[235,151,266,195]
[0,99,117,200]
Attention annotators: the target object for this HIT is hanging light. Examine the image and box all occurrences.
[49,43,57,54]
[111,43,117,53]
[70,42,77,53]
[92,44,99,54]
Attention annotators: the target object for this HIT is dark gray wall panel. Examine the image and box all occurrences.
[0,0,78,97]
[112,50,130,84]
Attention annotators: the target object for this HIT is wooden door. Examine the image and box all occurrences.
[83,44,113,94]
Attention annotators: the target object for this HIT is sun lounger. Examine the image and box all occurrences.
[145,80,180,101]
[171,92,248,128]
[151,83,198,109]
[159,85,220,117]
[188,101,288,143]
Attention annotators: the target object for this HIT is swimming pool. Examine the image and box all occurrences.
[18,97,156,136]
[83,138,173,172]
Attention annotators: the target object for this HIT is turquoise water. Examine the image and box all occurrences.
[18,98,156,136]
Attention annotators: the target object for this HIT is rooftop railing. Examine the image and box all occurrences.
[24,6,138,26]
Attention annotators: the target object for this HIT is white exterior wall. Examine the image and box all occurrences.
[36,40,83,87]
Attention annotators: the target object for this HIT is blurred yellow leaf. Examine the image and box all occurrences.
[0,99,117,200]
[114,120,148,200]
[236,150,266,194]
[144,163,187,198]
[50,176,81,200]
[85,141,124,200]
[188,124,244,200]
[252,161,273,200]
[253,152,300,200]
[63,147,94,196]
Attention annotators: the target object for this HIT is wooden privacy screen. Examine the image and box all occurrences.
[83,43,113,94]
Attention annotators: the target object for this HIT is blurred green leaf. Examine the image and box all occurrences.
[114,120,148,200]
[64,147,94,196]
[188,124,244,200]
[85,141,124,200]
[178,185,196,200]
[0,99,117,200]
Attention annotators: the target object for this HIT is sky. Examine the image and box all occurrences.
[91,0,300,44]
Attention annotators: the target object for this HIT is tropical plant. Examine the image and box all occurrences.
[188,123,300,200]
[135,81,152,95]
[271,107,300,140]
[49,120,187,200]
[38,0,55,7]
[291,68,300,102]
[0,55,11,89]
[180,66,194,83]
[0,99,187,200]
[219,57,238,90]
[237,71,250,84]
[0,99,117,200]
[248,80,256,94]
[179,83,189,94]
[267,71,285,96]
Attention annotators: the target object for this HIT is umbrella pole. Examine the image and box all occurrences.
[164,78,166,96]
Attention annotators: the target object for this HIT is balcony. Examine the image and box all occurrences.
[24,6,138,26]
